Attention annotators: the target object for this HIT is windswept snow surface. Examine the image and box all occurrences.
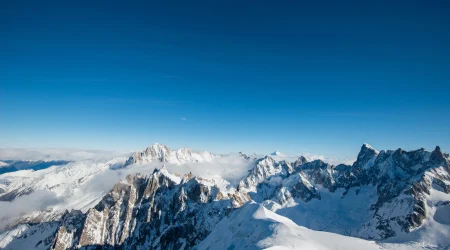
[200,202,446,250]
[0,222,58,249]
[272,185,378,235]
[199,202,382,250]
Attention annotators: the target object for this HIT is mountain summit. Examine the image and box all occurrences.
[124,143,215,166]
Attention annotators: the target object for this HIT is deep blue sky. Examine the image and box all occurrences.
[1,1,450,158]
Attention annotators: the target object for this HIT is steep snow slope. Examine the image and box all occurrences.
[0,222,58,250]
[199,202,382,250]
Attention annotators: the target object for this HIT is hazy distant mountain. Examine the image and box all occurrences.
[270,151,285,157]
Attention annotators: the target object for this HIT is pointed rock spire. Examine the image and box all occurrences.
[430,146,444,163]
[293,156,308,168]
[353,143,378,169]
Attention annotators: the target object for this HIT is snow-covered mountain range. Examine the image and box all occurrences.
[0,143,449,250]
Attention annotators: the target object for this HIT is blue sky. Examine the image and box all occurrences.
[1,1,450,159]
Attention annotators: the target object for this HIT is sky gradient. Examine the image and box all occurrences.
[1,1,450,159]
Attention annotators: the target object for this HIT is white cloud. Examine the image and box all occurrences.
[0,190,64,231]
[85,154,255,193]
[0,148,128,162]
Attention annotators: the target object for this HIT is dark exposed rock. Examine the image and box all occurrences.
[293,156,308,168]
[353,143,378,169]
[290,178,321,202]
[430,146,445,164]
[51,210,86,250]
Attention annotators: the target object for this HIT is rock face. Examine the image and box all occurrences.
[51,210,86,250]
[238,156,294,193]
[51,167,249,249]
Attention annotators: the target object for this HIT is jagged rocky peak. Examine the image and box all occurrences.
[252,156,279,175]
[125,143,172,166]
[175,147,193,159]
[353,143,379,169]
[238,151,252,160]
[238,151,247,158]
[293,159,335,190]
[299,159,328,169]
[238,156,293,193]
[143,143,174,161]
[360,143,378,155]
[262,155,275,162]
[124,143,216,166]
[430,145,446,163]
[293,155,308,168]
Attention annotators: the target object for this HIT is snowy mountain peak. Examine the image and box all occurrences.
[148,142,169,149]
[262,155,275,162]
[354,143,379,169]
[362,143,378,153]
[362,143,376,151]
[147,143,171,157]
[238,152,251,160]
[293,155,308,168]
[124,144,215,166]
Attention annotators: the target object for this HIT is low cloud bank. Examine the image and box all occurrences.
[0,190,64,231]
[84,155,256,195]
[0,148,129,162]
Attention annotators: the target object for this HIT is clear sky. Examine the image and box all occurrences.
[1,1,449,159]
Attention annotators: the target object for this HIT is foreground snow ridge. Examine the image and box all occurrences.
[199,202,382,250]
[0,143,449,250]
